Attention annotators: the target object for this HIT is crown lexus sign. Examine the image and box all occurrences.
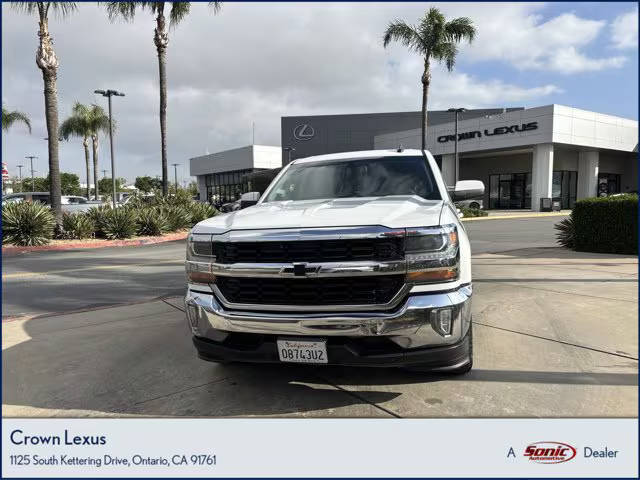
[437,121,538,143]
[293,124,315,141]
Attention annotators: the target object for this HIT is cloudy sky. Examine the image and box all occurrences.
[2,2,638,185]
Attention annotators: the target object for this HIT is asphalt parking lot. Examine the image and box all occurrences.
[3,215,638,417]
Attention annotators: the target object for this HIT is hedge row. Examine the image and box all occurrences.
[570,194,637,254]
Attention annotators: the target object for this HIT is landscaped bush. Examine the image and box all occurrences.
[136,207,169,236]
[162,205,191,231]
[459,207,488,218]
[62,212,95,239]
[86,205,111,237]
[100,207,138,239]
[2,201,56,246]
[554,216,575,249]
[558,194,637,254]
[2,196,219,246]
[188,202,218,225]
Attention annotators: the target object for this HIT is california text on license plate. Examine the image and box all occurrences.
[277,338,328,364]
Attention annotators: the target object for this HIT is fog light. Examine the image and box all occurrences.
[430,308,453,337]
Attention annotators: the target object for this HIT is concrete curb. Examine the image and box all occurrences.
[462,212,569,222]
[2,231,189,256]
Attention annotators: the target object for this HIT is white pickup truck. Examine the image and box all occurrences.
[184,149,484,374]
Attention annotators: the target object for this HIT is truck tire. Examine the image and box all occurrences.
[469,202,480,210]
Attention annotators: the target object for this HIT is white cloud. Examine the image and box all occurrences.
[463,10,627,73]
[611,8,638,49]
[548,46,626,73]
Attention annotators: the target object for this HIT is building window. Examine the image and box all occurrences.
[597,173,621,197]
[552,170,578,209]
[489,170,576,209]
[488,172,531,209]
[204,168,256,206]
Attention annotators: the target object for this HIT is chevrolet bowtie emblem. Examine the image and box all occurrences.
[280,263,321,277]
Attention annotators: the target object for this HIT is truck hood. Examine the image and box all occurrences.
[193,196,444,233]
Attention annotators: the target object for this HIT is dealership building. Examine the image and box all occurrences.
[190,104,638,210]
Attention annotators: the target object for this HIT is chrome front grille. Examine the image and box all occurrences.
[211,237,404,264]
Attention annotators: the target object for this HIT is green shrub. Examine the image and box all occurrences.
[136,207,169,236]
[87,205,111,237]
[62,212,95,239]
[459,207,488,218]
[554,216,575,249]
[101,207,137,239]
[188,202,218,225]
[2,201,56,246]
[162,205,191,231]
[571,194,637,254]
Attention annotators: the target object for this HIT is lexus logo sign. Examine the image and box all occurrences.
[293,124,315,141]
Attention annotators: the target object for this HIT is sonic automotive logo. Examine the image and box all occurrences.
[524,441,577,464]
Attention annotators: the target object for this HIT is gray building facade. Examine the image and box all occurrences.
[281,108,523,164]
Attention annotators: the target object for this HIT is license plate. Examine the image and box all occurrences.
[277,338,328,364]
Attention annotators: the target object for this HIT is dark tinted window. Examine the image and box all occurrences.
[264,156,440,202]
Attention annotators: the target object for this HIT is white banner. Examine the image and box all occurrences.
[2,418,637,477]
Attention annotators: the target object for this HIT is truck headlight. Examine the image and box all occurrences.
[186,233,216,284]
[405,225,459,284]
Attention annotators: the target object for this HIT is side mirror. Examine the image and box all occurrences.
[239,191,260,209]
[452,180,484,202]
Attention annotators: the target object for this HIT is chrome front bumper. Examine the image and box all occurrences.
[184,285,472,349]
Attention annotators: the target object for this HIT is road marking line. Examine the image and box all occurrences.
[3,259,183,280]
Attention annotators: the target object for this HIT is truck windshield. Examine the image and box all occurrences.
[263,155,441,202]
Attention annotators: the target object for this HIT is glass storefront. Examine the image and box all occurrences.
[489,170,577,209]
[489,173,531,209]
[205,168,259,205]
[552,170,578,209]
[597,173,621,197]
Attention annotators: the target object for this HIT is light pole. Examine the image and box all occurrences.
[171,163,180,193]
[25,155,37,191]
[95,89,125,207]
[447,108,466,184]
[17,165,24,192]
[102,169,109,179]
[283,146,295,164]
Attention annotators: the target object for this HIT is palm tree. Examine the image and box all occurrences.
[2,107,32,133]
[60,103,93,199]
[383,7,476,150]
[59,103,110,200]
[11,2,77,227]
[87,104,110,200]
[105,1,222,196]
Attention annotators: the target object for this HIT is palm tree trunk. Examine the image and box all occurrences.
[37,12,62,227]
[92,135,99,200]
[83,137,91,199]
[154,12,169,196]
[421,64,431,152]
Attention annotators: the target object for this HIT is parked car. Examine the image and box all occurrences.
[184,149,484,374]
[455,198,483,210]
[1,192,102,213]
